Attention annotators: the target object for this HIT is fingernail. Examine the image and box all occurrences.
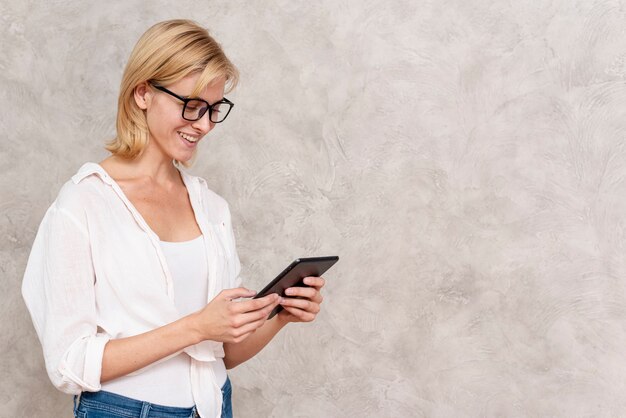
[285,289,294,295]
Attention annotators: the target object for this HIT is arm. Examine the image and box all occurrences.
[223,276,326,369]
[223,313,289,369]
[101,289,281,382]
[23,205,107,393]
[101,314,200,382]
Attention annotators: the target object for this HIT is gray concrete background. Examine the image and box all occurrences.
[3,0,626,417]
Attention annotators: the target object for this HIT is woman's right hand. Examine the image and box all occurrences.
[190,288,281,344]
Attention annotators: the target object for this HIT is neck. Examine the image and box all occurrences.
[106,143,184,187]
[138,146,177,177]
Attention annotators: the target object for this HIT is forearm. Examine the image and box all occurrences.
[101,314,202,383]
[223,314,288,369]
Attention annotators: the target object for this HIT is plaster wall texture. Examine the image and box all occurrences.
[3,0,626,417]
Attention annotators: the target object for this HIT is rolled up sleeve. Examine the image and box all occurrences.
[22,204,110,394]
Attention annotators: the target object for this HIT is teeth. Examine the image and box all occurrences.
[179,132,198,143]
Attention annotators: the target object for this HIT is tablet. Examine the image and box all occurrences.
[254,256,339,319]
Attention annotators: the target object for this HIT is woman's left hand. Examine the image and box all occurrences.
[277,276,325,323]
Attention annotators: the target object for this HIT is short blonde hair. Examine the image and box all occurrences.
[106,19,239,163]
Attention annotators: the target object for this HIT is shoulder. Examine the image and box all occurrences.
[52,163,112,217]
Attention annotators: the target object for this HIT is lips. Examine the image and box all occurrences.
[178,131,199,143]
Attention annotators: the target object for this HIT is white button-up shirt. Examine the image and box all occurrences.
[22,162,242,418]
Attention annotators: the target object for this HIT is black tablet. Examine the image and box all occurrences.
[254,256,339,319]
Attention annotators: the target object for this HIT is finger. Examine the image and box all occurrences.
[220,287,257,300]
[284,286,323,304]
[231,314,271,339]
[302,276,325,289]
[284,286,318,299]
[282,305,316,322]
[230,300,281,327]
[280,298,320,314]
[229,293,280,314]
[230,329,256,344]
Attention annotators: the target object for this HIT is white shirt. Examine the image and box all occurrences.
[159,236,227,389]
[101,235,226,407]
[22,162,243,418]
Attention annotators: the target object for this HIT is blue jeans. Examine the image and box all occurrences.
[73,377,233,418]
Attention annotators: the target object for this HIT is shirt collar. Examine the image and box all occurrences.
[71,162,114,185]
[71,161,196,188]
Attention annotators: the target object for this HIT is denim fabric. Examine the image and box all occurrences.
[220,377,233,418]
[74,377,233,418]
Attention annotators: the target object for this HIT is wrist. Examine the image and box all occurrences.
[184,312,206,345]
[274,312,290,328]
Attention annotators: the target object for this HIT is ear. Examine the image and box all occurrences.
[134,82,152,110]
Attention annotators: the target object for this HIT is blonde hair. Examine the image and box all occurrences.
[106,19,239,164]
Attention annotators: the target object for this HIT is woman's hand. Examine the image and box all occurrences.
[191,288,281,344]
[277,276,325,323]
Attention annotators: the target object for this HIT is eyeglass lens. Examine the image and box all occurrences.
[183,100,231,123]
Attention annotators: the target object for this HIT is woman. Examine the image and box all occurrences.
[22,19,325,418]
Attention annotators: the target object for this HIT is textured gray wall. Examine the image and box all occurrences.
[4,0,626,417]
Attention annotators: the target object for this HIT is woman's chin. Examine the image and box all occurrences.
[174,149,198,166]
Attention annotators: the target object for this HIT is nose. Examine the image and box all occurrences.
[191,111,214,133]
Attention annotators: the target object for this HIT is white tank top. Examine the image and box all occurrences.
[100,235,227,407]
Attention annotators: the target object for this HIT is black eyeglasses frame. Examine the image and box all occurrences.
[148,82,234,123]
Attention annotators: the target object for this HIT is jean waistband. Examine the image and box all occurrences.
[77,390,198,418]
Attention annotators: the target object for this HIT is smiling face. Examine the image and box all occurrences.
[134,72,226,163]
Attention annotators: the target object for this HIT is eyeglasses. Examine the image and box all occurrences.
[149,83,234,123]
